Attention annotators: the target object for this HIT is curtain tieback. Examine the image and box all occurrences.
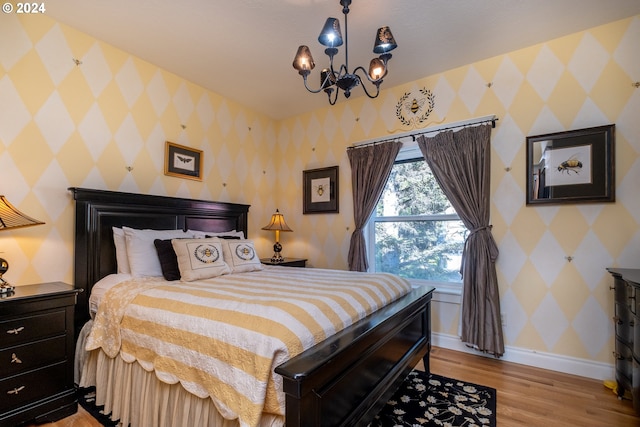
[461,225,499,274]
[469,225,492,236]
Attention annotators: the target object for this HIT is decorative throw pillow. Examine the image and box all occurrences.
[153,239,182,281]
[122,227,189,277]
[220,239,264,273]
[172,238,231,281]
[112,227,131,274]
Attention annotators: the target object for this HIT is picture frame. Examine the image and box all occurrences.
[303,166,339,214]
[526,124,615,205]
[164,141,203,181]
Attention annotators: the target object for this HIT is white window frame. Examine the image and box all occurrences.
[365,140,463,295]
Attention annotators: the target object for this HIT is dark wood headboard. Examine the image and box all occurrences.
[69,187,250,331]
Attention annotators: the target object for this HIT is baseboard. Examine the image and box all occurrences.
[432,332,615,381]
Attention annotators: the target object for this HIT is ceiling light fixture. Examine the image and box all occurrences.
[292,0,397,105]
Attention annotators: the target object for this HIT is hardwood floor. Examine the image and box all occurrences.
[30,346,639,427]
[427,346,639,427]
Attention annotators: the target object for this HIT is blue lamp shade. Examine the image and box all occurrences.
[318,18,343,48]
[373,26,397,54]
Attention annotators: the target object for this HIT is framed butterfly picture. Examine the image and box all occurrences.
[165,141,203,181]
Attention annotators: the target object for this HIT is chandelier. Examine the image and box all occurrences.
[292,0,398,105]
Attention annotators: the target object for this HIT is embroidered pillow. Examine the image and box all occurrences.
[220,239,264,273]
[172,238,230,281]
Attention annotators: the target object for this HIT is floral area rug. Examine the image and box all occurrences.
[370,370,496,427]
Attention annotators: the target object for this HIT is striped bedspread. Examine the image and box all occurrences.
[85,267,412,427]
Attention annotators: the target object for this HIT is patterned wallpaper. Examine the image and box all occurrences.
[276,16,640,373]
[1,12,639,376]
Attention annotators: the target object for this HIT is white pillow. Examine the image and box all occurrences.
[172,238,230,281]
[188,229,245,239]
[112,227,131,274]
[220,239,263,273]
[122,227,189,277]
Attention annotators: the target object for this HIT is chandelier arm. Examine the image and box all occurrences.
[352,67,382,99]
[352,65,388,84]
[302,73,334,94]
[327,88,339,105]
[335,63,349,79]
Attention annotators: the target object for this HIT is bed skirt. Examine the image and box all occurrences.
[75,321,284,427]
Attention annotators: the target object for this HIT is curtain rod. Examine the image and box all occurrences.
[348,114,498,150]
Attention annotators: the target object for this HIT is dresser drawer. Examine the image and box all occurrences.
[0,309,66,348]
[0,362,68,413]
[0,335,66,377]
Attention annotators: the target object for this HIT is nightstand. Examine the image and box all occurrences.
[0,282,79,427]
[260,258,307,268]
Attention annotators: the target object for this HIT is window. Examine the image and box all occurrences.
[367,149,467,284]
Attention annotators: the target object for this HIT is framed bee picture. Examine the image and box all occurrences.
[526,124,614,205]
[165,141,203,181]
[303,166,339,214]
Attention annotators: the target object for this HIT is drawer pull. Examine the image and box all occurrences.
[6,327,25,335]
[7,386,25,395]
[11,353,22,364]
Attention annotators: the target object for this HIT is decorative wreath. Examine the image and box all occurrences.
[395,87,435,127]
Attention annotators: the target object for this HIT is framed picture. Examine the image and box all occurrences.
[303,166,339,214]
[164,141,203,181]
[526,124,615,205]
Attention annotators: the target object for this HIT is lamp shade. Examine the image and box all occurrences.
[318,17,343,48]
[368,58,385,81]
[261,209,292,232]
[320,68,336,89]
[373,26,397,54]
[0,196,45,230]
[292,45,315,73]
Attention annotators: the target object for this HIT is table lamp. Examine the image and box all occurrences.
[0,195,45,294]
[261,209,292,263]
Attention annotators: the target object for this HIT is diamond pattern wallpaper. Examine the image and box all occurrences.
[1,12,639,379]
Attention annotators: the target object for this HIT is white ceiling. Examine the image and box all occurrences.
[46,0,640,121]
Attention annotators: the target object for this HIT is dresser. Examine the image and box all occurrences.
[0,282,79,427]
[607,268,640,415]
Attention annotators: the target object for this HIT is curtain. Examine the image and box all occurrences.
[347,141,401,272]
[417,124,504,357]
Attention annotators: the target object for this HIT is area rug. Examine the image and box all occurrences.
[370,370,497,427]
[77,387,120,427]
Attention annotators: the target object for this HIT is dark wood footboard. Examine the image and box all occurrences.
[275,285,433,427]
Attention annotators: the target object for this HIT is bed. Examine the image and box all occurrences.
[71,187,433,427]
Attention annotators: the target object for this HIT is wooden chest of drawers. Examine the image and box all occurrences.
[0,282,79,427]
